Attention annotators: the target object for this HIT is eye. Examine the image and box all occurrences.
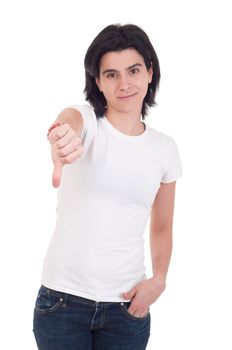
[106,73,117,78]
[130,68,139,74]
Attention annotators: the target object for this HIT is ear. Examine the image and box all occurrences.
[148,62,153,83]
[95,77,102,92]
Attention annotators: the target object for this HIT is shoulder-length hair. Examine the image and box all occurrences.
[83,24,161,120]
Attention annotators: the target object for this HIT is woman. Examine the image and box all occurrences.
[33,23,183,350]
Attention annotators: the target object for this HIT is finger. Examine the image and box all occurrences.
[133,307,149,318]
[56,138,83,158]
[48,124,70,144]
[59,145,84,164]
[56,130,81,150]
[127,299,146,317]
[127,301,137,316]
[52,160,64,188]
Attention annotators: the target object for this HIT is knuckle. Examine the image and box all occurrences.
[62,153,73,163]
[56,124,69,138]
[58,149,65,157]
[56,141,63,149]
[56,131,64,139]
[48,134,56,144]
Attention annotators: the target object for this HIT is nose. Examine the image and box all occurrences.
[118,74,130,91]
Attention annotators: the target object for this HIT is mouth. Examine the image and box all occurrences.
[117,93,137,99]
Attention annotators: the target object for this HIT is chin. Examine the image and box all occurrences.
[117,106,137,114]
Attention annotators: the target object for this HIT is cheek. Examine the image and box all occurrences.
[103,84,117,96]
[102,88,112,98]
[137,81,149,95]
[101,89,114,103]
[134,76,148,88]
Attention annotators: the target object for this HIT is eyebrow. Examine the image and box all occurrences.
[102,63,143,75]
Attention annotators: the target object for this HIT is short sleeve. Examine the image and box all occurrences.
[69,104,97,140]
[161,137,183,183]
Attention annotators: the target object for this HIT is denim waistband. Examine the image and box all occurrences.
[42,285,130,306]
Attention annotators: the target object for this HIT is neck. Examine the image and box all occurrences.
[105,108,145,136]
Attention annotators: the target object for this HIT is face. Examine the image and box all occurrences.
[95,48,153,115]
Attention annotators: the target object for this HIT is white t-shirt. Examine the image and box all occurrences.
[41,104,183,302]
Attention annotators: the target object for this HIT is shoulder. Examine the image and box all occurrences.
[148,126,177,148]
[145,125,184,183]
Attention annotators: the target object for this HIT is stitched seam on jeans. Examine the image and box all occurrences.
[34,299,64,314]
[120,303,149,321]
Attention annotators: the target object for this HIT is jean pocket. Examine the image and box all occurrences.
[34,285,64,314]
[120,302,150,321]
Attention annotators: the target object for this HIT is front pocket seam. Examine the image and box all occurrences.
[34,298,64,314]
[120,303,149,321]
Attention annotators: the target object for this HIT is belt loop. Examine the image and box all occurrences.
[62,291,69,303]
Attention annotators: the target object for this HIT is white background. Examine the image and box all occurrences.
[1,0,231,349]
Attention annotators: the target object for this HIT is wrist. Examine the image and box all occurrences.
[151,275,166,288]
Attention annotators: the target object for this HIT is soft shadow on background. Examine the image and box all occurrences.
[0,1,231,349]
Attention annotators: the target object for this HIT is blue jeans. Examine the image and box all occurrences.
[33,284,151,350]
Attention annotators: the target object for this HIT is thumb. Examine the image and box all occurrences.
[52,159,64,188]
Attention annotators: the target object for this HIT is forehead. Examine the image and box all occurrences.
[99,48,145,70]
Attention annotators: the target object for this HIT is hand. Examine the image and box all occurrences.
[122,277,166,318]
[48,123,84,187]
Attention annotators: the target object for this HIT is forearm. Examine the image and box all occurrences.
[149,229,173,283]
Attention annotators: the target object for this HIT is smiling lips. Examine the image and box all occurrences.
[117,93,137,99]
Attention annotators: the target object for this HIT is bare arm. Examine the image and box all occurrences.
[122,181,177,317]
[149,181,176,285]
